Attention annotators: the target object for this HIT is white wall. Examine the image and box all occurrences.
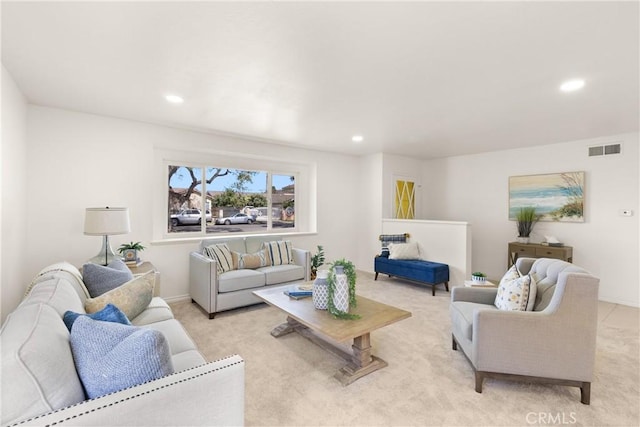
[22,106,362,307]
[1,66,29,323]
[422,133,639,307]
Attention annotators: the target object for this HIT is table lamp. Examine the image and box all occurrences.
[84,207,131,265]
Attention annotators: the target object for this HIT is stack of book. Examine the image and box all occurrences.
[284,284,313,299]
[125,258,143,268]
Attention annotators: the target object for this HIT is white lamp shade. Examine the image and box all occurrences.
[84,207,131,235]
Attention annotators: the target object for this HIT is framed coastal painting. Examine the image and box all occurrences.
[509,171,585,222]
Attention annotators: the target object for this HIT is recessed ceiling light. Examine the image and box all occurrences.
[165,94,184,103]
[560,79,585,92]
[352,135,364,143]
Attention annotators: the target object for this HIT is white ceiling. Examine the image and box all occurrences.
[2,1,639,159]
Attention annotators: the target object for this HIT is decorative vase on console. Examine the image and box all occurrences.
[332,266,349,313]
[313,269,329,310]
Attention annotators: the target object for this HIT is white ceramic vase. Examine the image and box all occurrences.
[332,266,349,313]
[313,270,329,310]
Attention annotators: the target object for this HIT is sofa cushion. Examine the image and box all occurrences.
[235,248,270,269]
[499,264,521,287]
[388,242,421,260]
[131,297,175,326]
[218,269,265,292]
[141,319,200,357]
[84,271,154,320]
[494,274,537,311]
[63,303,131,332]
[0,304,86,426]
[258,264,305,285]
[263,240,294,266]
[70,316,174,399]
[20,277,85,316]
[200,238,247,254]
[82,259,134,297]
[203,243,236,274]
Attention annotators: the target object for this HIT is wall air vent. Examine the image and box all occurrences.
[588,143,622,157]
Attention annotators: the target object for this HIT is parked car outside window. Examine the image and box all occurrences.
[215,213,253,225]
[170,209,212,226]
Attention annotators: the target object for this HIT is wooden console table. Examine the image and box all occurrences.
[508,242,573,267]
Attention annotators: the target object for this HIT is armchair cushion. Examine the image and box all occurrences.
[494,274,537,311]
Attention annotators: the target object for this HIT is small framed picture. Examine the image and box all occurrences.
[123,249,137,261]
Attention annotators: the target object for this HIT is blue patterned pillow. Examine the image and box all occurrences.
[63,303,131,332]
[70,316,174,399]
[83,259,134,297]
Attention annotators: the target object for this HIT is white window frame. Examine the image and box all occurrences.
[154,148,314,242]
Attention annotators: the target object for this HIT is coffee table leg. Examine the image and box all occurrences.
[334,332,388,386]
[271,316,301,337]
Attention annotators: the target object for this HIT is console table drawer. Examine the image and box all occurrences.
[508,242,573,266]
[535,247,567,258]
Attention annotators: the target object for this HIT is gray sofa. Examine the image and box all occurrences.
[1,262,245,426]
[190,237,310,318]
[450,257,599,404]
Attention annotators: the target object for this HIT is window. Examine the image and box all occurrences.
[167,165,297,235]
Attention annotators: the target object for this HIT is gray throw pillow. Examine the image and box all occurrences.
[82,259,133,297]
[70,316,174,399]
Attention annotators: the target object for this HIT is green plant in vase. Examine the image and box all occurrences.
[117,241,146,262]
[516,207,539,242]
[310,245,325,280]
[326,258,359,320]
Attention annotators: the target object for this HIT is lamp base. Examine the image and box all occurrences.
[88,235,120,266]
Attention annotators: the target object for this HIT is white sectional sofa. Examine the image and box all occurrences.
[190,236,310,318]
[1,262,244,426]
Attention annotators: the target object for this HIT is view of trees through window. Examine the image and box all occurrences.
[168,165,295,234]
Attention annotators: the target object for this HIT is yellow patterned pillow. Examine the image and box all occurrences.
[84,271,154,320]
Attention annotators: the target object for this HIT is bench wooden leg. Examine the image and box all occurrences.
[432,284,436,296]
[374,272,379,280]
[444,281,449,292]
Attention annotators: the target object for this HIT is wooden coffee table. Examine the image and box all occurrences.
[253,284,412,385]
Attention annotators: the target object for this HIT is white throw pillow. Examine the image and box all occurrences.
[494,274,537,311]
[388,242,421,260]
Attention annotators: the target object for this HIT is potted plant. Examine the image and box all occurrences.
[310,245,325,280]
[117,241,146,263]
[326,258,359,319]
[516,207,539,243]
[471,272,487,283]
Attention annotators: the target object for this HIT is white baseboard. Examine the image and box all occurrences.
[163,294,192,304]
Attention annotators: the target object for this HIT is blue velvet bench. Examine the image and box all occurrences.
[374,256,450,296]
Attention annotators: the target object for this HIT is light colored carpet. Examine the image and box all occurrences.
[171,272,640,427]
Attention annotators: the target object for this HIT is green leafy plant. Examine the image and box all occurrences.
[117,241,146,254]
[310,245,325,279]
[516,207,539,238]
[471,272,486,278]
[326,258,359,320]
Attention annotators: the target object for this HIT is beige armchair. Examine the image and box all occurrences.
[450,257,600,404]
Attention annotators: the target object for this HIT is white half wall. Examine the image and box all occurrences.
[422,133,639,307]
[382,219,471,287]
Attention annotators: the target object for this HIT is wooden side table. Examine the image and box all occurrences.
[508,242,573,267]
[128,261,161,297]
[464,280,497,288]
